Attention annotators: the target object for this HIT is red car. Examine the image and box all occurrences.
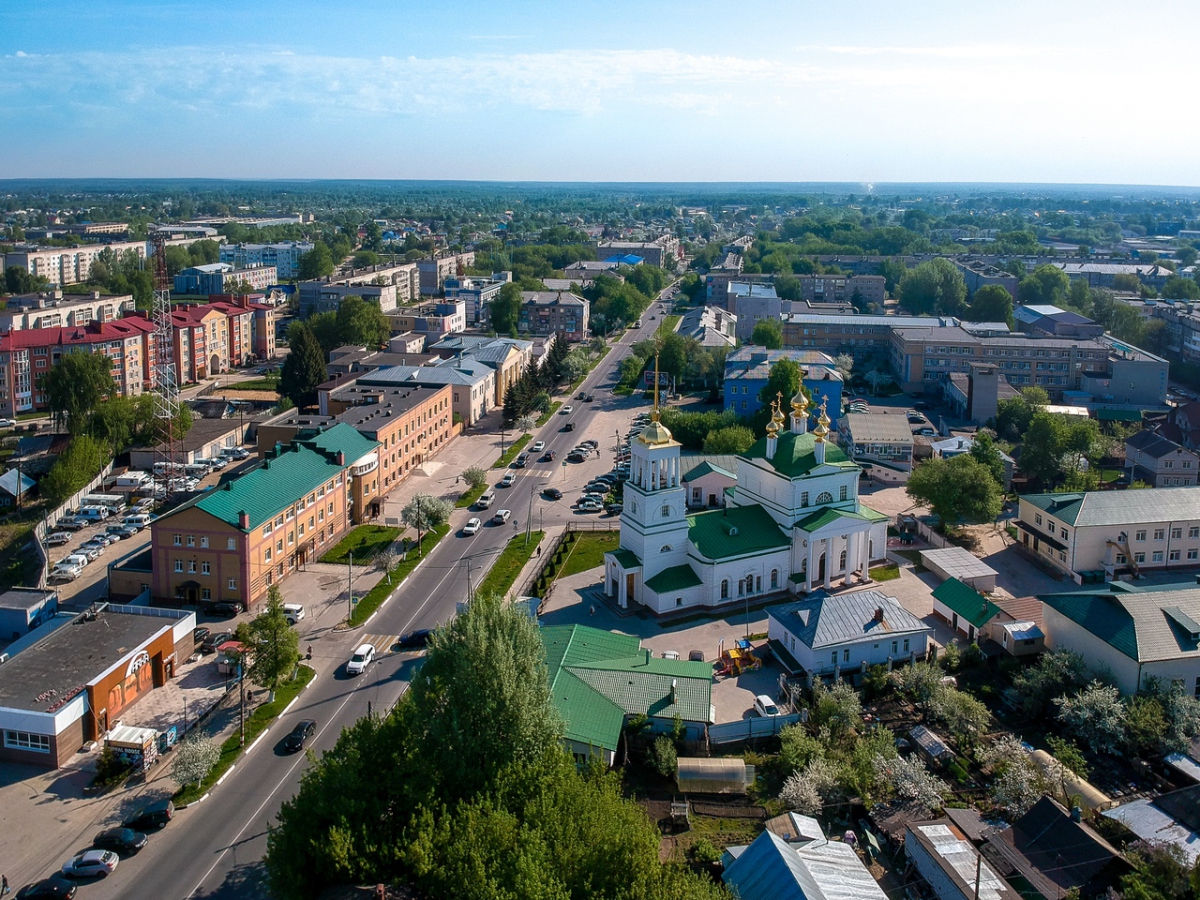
[540,451,556,462]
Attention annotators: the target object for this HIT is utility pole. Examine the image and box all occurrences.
[348,550,353,616]
[973,845,982,900]
[238,659,246,746]
[525,492,533,546]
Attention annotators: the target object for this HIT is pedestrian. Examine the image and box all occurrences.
[589,604,596,616]
[537,546,542,557]
[3,874,9,895]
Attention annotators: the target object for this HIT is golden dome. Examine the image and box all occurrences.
[791,387,810,415]
[638,419,674,445]
[816,397,831,428]
[813,398,831,443]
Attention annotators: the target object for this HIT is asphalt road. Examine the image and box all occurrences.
[75,292,672,900]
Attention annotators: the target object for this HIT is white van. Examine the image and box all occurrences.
[476,489,496,510]
[123,513,152,528]
[77,506,110,522]
[63,553,90,569]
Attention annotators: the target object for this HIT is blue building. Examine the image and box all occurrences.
[723,347,843,425]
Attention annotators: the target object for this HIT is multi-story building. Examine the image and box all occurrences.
[207,295,277,362]
[1017,487,1200,584]
[704,252,746,305]
[338,361,495,426]
[1057,262,1173,291]
[562,260,620,283]
[518,291,589,341]
[723,348,843,422]
[782,313,959,360]
[338,261,421,304]
[0,318,156,417]
[170,304,228,383]
[259,382,454,517]
[4,240,147,286]
[953,260,1019,299]
[595,235,680,268]
[678,305,736,348]
[889,324,1169,406]
[149,424,379,608]
[417,252,476,295]
[0,290,135,331]
[387,300,466,339]
[796,274,886,308]
[727,282,787,341]
[1125,431,1200,488]
[219,242,313,279]
[174,263,277,296]
[444,274,508,324]
[298,281,398,316]
[428,335,533,407]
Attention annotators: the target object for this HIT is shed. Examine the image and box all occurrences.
[921,547,998,593]
[675,756,754,795]
[910,725,955,767]
[932,578,1000,642]
[764,811,825,845]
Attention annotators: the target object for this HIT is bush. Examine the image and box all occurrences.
[689,839,722,865]
[94,745,130,786]
[648,734,677,779]
[779,725,825,776]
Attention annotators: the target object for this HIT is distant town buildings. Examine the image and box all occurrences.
[0,290,135,331]
[4,240,147,286]
[518,291,589,341]
[174,263,277,295]
[219,241,313,279]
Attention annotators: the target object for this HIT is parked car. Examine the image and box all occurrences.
[346,643,375,676]
[14,878,77,899]
[463,517,482,535]
[567,452,587,463]
[915,427,936,437]
[116,526,139,539]
[60,849,119,878]
[282,719,317,753]
[193,626,211,646]
[542,488,563,500]
[56,517,85,531]
[206,601,241,619]
[0,418,16,428]
[48,565,81,583]
[398,628,433,648]
[90,828,147,856]
[580,440,599,449]
[282,603,305,625]
[688,650,706,662]
[500,472,516,487]
[199,631,232,654]
[45,532,72,546]
[122,799,174,831]
[604,503,623,515]
[752,694,782,718]
[532,441,546,452]
[76,546,101,562]
[493,509,512,524]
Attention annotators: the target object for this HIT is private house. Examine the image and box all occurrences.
[1124,430,1200,487]
[766,589,932,679]
[722,830,887,900]
[542,625,714,767]
[1104,784,1200,865]
[906,821,1019,900]
[838,412,914,482]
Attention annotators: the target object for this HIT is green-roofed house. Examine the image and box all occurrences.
[605,391,889,615]
[147,423,380,610]
[931,578,1000,643]
[542,624,714,766]
[1040,580,1200,694]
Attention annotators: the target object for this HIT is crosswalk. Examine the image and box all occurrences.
[360,633,400,655]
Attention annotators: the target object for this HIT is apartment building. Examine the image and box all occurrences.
[1018,487,1200,583]
[889,324,1169,406]
[260,382,454,516]
[338,261,421,304]
[299,281,398,316]
[417,252,476,295]
[170,305,228,383]
[678,305,736,348]
[388,299,466,340]
[428,335,534,407]
[594,235,680,268]
[1125,431,1200,488]
[727,282,787,341]
[149,424,379,608]
[796,274,885,308]
[723,348,843,422]
[4,241,147,286]
[207,295,277,362]
[0,290,135,331]
[1057,262,1173,291]
[782,313,959,360]
[219,242,313,279]
[953,260,1019,299]
[0,318,157,417]
[704,252,745,305]
[518,291,590,341]
[444,274,508,324]
[174,263,277,296]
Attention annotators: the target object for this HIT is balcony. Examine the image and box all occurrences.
[350,453,378,477]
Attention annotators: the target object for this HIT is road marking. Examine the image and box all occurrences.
[362,633,398,654]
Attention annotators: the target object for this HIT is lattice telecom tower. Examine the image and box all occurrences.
[150,233,180,478]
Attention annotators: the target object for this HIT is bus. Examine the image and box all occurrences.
[82,493,127,513]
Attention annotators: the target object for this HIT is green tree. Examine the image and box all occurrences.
[965,284,1014,327]
[40,350,115,435]
[1017,411,1067,484]
[462,466,487,490]
[751,319,784,349]
[277,323,328,410]
[968,430,1006,487]
[4,266,49,294]
[1064,278,1094,316]
[757,357,804,411]
[237,586,301,695]
[297,242,334,279]
[702,425,756,454]
[1163,275,1200,300]
[906,454,1003,525]
[40,435,109,503]
[489,282,523,333]
[1018,264,1070,307]
[303,311,340,356]
[995,386,1048,441]
[1007,650,1090,719]
[1055,682,1126,756]
[334,295,389,347]
[898,258,967,316]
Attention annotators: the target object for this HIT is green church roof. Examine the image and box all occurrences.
[741,431,856,479]
[644,564,704,594]
[688,504,791,561]
[932,578,1000,629]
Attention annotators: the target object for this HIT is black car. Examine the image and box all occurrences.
[539,451,556,462]
[199,631,232,654]
[567,452,586,463]
[193,626,211,646]
[206,601,241,618]
[543,487,563,500]
[283,719,317,753]
[92,827,147,856]
[15,878,77,899]
[583,394,594,402]
[398,628,433,649]
[563,422,575,432]
[122,799,174,831]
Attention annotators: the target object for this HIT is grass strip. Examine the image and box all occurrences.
[348,523,451,626]
[493,433,532,469]
[455,482,488,509]
[656,315,681,336]
[556,531,620,580]
[870,564,901,581]
[319,524,400,565]
[229,377,279,392]
[536,401,563,426]
[174,664,315,805]
[475,530,545,599]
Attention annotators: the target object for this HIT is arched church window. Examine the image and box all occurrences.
[630,500,637,514]
[660,545,672,554]
[816,491,833,504]
[770,569,779,589]
[839,550,847,569]
[720,579,729,599]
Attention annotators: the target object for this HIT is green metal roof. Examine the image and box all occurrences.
[644,564,704,594]
[795,506,874,532]
[932,578,1000,629]
[1096,408,1143,422]
[741,431,856,479]
[858,504,889,523]
[541,625,713,752]
[1020,493,1087,526]
[189,423,379,530]
[609,548,641,569]
[683,460,736,481]
[688,505,791,560]
[1039,589,1139,660]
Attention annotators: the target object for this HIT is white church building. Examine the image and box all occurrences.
[605,390,889,615]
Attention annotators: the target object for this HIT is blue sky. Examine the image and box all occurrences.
[2,0,1197,184]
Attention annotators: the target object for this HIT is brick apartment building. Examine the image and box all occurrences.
[518,291,590,341]
[797,274,885,307]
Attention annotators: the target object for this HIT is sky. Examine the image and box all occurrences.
[2,0,1198,185]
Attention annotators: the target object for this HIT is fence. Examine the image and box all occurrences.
[517,522,619,604]
[915,519,952,549]
[708,713,801,745]
[33,460,116,587]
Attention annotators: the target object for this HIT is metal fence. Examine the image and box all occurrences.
[708,713,802,745]
[32,460,116,588]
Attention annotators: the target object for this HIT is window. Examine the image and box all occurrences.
[660,545,672,554]
[173,534,182,546]
[720,580,728,599]
[661,505,671,518]
[265,548,272,562]
[1048,523,1056,535]
[1174,528,1184,540]
[843,648,850,663]
[188,561,196,573]
[1136,530,1146,542]
[1116,554,1127,564]
[1171,550,1181,561]
[1153,551,1164,563]
[4,731,49,753]
[200,536,209,548]
[1035,514,1042,526]
[831,651,837,666]
[1155,529,1165,541]
[228,578,237,590]
[1135,552,1146,563]
[891,640,898,655]
[227,538,236,550]
[185,534,194,547]
[1166,461,1175,469]
[262,524,272,537]
[840,485,848,501]
[676,597,683,607]
[201,561,211,575]
[770,569,779,589]
[816,491,833,504]
[1190,550,1199,561]
[174,560,183,573]
[202,588,211,600]
[903,639,910,653]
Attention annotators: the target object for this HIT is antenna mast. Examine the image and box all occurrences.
[151,233,180,496]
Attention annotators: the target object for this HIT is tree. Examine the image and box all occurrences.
[898,258,967,316]
[757,357,803,411]
[779,724,826,775]
[1018,264,1070,307]
[968,430,1006,487]
[41,435,110,504]
[1163,275,1200,300]
[334,295,389,347]
[1007,650,1090,719]
[1018,411,1068,484]
[1056,681,1127,756]
[171,734,220,789]
[238,586,301,695]
[834,354,854,380]
[462,466,487,490]
[277,323,328,410]
[489,282,523,333]
[863,367,894,395]
[906,455,1003,525]
[514,413,537,433]
[927,686,991,748]
[995,386,1048,441]
[873,753,947,816]
[562,348,589,383]
[374,548,399,585]
[965,284,1014,327]
[779,757,839,814]
[702,425,756,454]
[297,242,334,279]
[40,350,115,435]
[979,735,1043,818]
[401,493,452,537]
[751,319,783,349]
[1045,735,1090,799]
[4,265,48,294]
[648,735,677,778]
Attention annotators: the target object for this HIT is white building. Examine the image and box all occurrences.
[5,241,147,287]
[219,242,314,279]
[605,390,888,615]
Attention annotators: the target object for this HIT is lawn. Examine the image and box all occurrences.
[0,523,40,589]
[494,433,532,469]
[536,401,563,427]
[175,664,315,805]
[556,531,620,579]
[231,377,280,392]
[475,530,545,599]
[656,315,681,337]
[319,524,400,565]
[348,523,450,627]
[455,481,489,509]
[870,563,901,582]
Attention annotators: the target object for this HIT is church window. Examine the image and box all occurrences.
[660,545,672,553]
[816,491,833,504]
[720,579,729,599]
[800,491,809,507]
[737,579,744,597]
[840,485,848,501]
[630,500,637,514]
[661,504,671,518]
[839,550,847,569]
[770,569,778,589]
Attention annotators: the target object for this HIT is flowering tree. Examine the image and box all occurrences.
[514,414,537,433]
[779,757,839,815]
[171,734,220,789]
[873,754,948,816]
[1055,682,1126,756]
[928,687,991,749]
[978,735,1042,818]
